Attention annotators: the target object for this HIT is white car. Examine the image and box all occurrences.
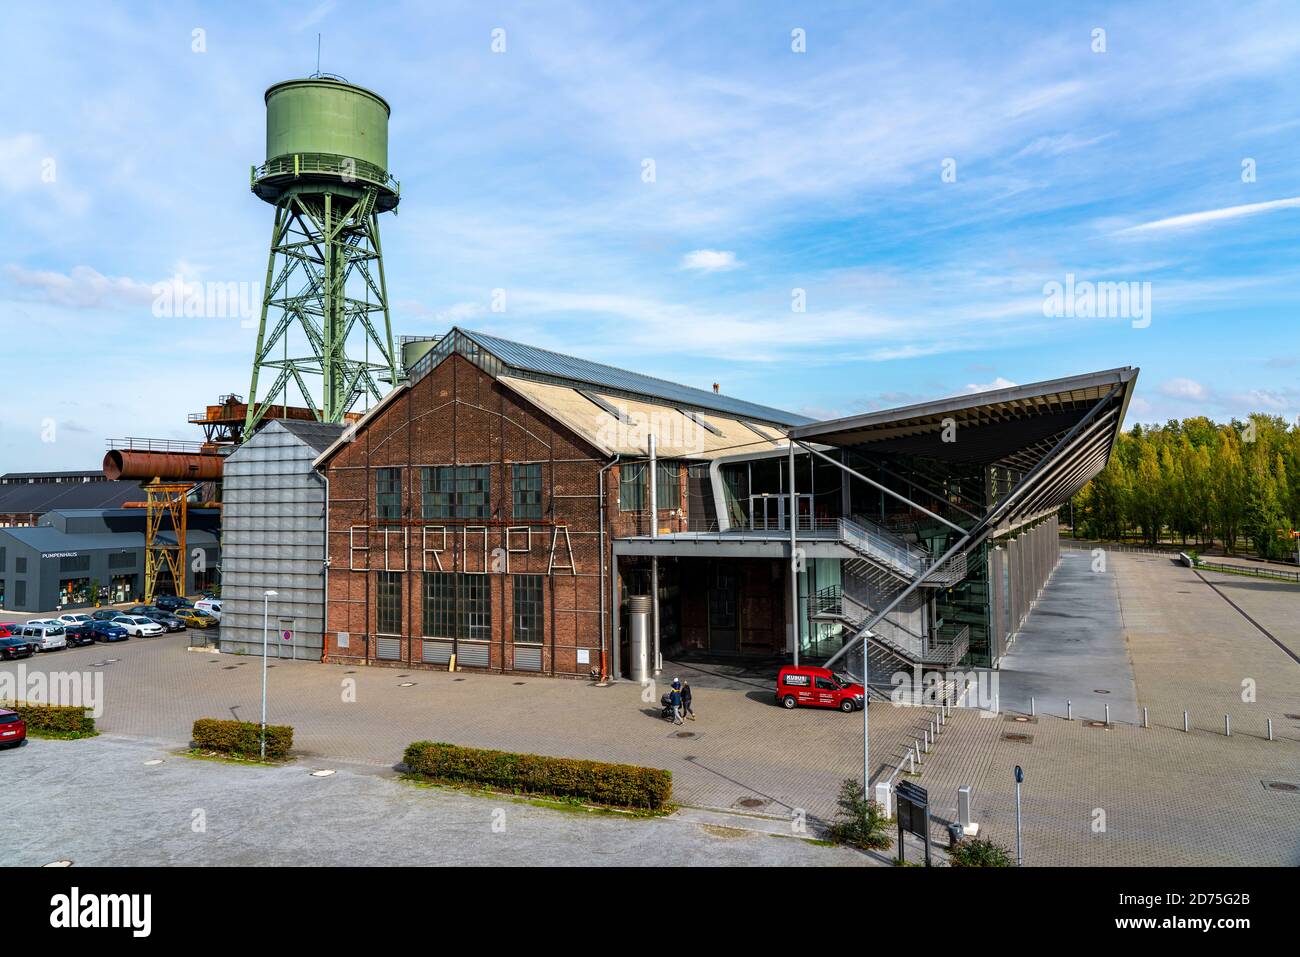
[112,615,165,637]
[193,599,222,622]
[19,622,67,652]
[57,613,93,627]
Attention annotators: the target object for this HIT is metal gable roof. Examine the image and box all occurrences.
[0,479,140,514]
[409,327,812,427]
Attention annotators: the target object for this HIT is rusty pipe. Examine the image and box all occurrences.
[103,450,223,482]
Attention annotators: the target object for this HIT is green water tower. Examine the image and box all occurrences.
[245,75,402,433]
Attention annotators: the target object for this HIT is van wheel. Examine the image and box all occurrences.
[840,698,856,713]
[782,695,797,709]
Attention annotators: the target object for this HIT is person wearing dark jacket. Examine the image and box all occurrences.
[681,680,696,721]
[669,678,683,724]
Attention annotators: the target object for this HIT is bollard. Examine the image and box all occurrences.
[1067,699,1072,721]
[907,751,915,773]
[915,739,922,765]
[1030,696,1036,717]
[1224,714,1231,737]
[1105,703,1110,726]
[1267,718,1274,741]
[1143,706,1148,729]
[1183,710,1189,733]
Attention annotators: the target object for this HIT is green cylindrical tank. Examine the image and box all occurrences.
[264,77,390,170]
[252,76,399,210]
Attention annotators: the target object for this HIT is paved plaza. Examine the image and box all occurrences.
[2,734,870,867]
[3,548,1297,866]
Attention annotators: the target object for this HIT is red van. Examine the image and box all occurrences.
[776,666,865,712]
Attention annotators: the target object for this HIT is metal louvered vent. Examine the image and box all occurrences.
[422,639,453,664]
[514,645,542,672]
[457,642,490,668]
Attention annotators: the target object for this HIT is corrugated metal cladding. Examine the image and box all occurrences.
[219,420,344,659]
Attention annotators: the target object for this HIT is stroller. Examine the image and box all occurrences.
[660,691,676,721]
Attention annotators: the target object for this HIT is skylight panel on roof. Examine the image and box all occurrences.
[578,390,627,422]
[678,408,724,436]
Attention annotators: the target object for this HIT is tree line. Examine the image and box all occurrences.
[1066,414,1300,560]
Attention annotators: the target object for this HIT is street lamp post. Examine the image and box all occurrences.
[261,590,277,759]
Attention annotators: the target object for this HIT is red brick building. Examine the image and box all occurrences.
[313,328,806,678]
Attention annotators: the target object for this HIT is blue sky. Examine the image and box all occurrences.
[2,0,1298,470]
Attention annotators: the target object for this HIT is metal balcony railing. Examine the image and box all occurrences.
[252,152,400,195]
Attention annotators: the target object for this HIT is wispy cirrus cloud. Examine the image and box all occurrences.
[1118,196,1300,235]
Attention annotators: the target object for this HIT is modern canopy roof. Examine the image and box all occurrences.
[789,366,1139,531]
[405,327,812,427]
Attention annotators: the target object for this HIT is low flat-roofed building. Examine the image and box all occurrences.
[0,508,220,612]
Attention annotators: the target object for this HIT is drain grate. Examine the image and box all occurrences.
[1085,720,1110,729]
[513,681,526,686]
[398,682,415,687]
[674,731,696,739]
[1263,781,1298,792]
[454,678,466,682]
[734,797,768,810]
[1285,714,1300,721]
[223,666,238,670]
[1093,689,1111,694]
[1002,732,1034,743]
[1003,714,1037,724]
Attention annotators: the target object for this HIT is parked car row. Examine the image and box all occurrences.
[0,596,218,655]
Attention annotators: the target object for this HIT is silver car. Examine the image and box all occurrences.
[20,622,67,652]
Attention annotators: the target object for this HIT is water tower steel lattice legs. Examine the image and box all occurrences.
[244,190,398,432]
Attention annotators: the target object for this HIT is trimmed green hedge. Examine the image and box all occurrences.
[1,700,96,737]
[192,718,293,760]
[403,741,672,810]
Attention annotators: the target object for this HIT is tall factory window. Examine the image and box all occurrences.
[376,571,402,634]
[619,462,681,512]
[421,572,456,638]
[421,572,491,640]
[512,574,544,644]
[458,574,491,640]
[421,466,490,519]
[511,463,543,519]
[376,468,402,522]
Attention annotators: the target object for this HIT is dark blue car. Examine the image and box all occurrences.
[89,620,130,642]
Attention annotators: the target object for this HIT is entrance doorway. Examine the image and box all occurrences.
[748,493,812,530]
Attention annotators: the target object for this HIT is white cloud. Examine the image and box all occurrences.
[3,264,154,309]
[964,377,1018,394]
[1159,377,1209,401]
[680,249,741,273]
[1119,196,1300,235]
